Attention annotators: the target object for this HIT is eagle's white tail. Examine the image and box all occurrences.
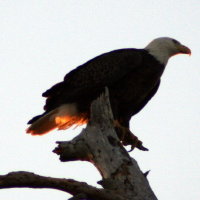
[26,104,87,135]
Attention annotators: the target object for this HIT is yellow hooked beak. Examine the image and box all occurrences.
[177,44,191,56]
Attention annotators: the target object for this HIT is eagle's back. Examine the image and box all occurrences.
[42,48,145,112]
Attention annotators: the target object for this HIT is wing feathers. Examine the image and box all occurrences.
[43,49,143,112]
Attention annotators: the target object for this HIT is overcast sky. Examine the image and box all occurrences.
[0,1,199,200]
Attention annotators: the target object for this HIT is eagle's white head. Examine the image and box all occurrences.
[145,37,191,65]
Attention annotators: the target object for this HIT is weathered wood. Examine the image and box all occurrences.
[55,89,158,200]
[0,89,157,200]
[0,171,124,200]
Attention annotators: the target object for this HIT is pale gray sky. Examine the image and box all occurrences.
[0,1,199,199]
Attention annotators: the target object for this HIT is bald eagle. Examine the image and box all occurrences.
[27,37,191,150]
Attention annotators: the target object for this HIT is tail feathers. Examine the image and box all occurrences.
[27,114,45,124]
[26,104,88,135]
[26,110,58,135]
[56,116,87,130]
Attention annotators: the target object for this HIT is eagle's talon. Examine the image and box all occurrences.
[137,144,149,151]
[134,140,149,151]
[114,120,147,151]
[128,143,148,152]
[128,146,135,152]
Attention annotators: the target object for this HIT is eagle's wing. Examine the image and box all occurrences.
[132,80,160,115]
[117,80,161,128]
[42,49,144,111]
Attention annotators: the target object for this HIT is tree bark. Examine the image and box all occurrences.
[0,171,123,200]
[0,89,157,200]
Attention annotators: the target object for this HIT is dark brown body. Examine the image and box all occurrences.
[28,49,165,129]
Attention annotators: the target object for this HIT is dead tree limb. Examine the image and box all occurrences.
[54,89,158,200]
[0,171,123,200]
[0,89,157,200]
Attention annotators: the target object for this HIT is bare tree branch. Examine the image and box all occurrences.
[0,171,124,200]
[54,89,158,200]
[0,88,158,200]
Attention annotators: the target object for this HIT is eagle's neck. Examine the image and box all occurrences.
[145,48,169,66]
[144,40,174,65]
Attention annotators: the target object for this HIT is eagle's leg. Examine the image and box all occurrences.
[114,120,148,151]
